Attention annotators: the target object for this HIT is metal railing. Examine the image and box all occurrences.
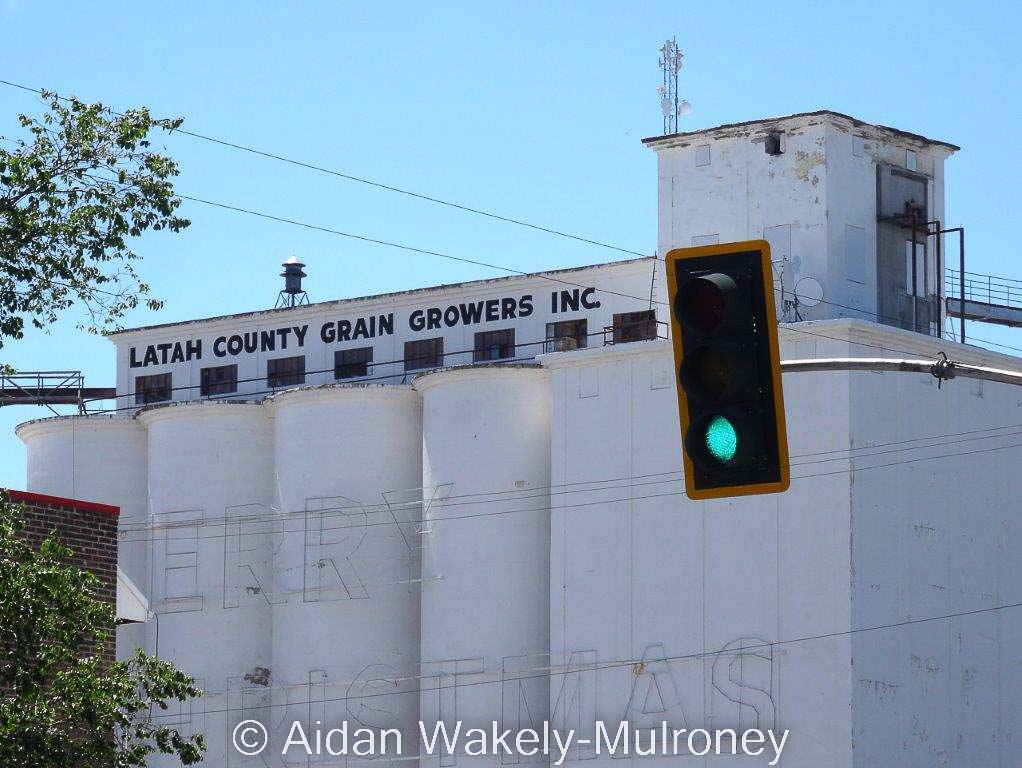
[0,371,117,414]
[0,370,84,398]
[945,269,1022,311]
[0,371,85,414]
[601,318,669,346]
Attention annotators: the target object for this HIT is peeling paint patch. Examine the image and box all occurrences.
[859,678,899,698]
[962,668,978,689]
[794,150,825,181]
[911,654,942,676]
[912,714,931,742]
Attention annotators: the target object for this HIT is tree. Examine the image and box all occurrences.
[0,89,188,348]
[0,494,205,766]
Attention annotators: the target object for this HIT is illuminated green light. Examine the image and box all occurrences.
[705,416,738,463]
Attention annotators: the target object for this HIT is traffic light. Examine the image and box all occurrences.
[665,240,789,500]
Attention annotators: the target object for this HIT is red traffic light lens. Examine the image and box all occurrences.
[676,274,737,334]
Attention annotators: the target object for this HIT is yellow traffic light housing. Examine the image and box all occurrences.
[665,240,789,500]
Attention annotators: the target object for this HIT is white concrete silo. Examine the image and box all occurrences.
[268,384,423,763]
[16,415,149,661]
[415,365,552,764]
[139,401,274,768]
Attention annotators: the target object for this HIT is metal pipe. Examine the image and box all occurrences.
[783,358,936,374]
[911,222,919,331]
[934,220,942,339]
[922,225,964,343]
[782,356,1022,388]
[956,228,966,343]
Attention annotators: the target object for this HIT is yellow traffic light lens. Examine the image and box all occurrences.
[704,416,738,463]
[684,347,732,400]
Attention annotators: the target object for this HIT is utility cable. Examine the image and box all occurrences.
[111,417,1022,539]
[111,431,1022,545]
[0,78,647,258]
[140,597,1022,716]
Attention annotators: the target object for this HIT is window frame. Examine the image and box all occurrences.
[334,346,374,380]
[200,364,238,397]
[611,310,657,344]
[266,355,306,389]
[135,372,172,405]
[545,319,588,352]
[473,328,516,362]
[404,337,444,372]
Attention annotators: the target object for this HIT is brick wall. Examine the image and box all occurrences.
[6,490,120,665]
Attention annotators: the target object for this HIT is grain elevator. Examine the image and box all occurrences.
[16,111,1022,767]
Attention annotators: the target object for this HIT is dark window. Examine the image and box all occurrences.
[612,310,657,343]
[135,373,172,405]
[200,364,238,396]
[267,355,305,388]
[404,338,443,372]
[545,320,588,352]
[335,347,373,379]
[473,329,516,362]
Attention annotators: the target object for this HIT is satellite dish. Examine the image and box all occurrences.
[661,98,673,117]
[794,276,824,308]
[678,100,693,116]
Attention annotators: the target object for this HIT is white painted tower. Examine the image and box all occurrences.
[644,111,959,334]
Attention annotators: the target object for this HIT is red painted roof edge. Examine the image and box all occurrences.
[6,489,120,518]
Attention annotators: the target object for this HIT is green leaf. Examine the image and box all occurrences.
[0,90,189,348]
[0,494,205,767]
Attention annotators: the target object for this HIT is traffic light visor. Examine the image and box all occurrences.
[676,273,737,334]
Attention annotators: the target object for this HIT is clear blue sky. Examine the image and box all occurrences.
[1,0,1020,490]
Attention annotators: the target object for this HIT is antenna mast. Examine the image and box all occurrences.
[658,38,688,134]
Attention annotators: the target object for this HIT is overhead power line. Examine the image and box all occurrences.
[82,305,1021,415]
[109,419,1022,541]
[169,190,1009,363]
[167,185,1012,363]
[7,79,1022,389]
[0,77,648,258]
[10,73,1022,351]
[112,429,1022,545]
[153,596,1022,716]
[174,191,655,304]
[4,83,1015,361]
